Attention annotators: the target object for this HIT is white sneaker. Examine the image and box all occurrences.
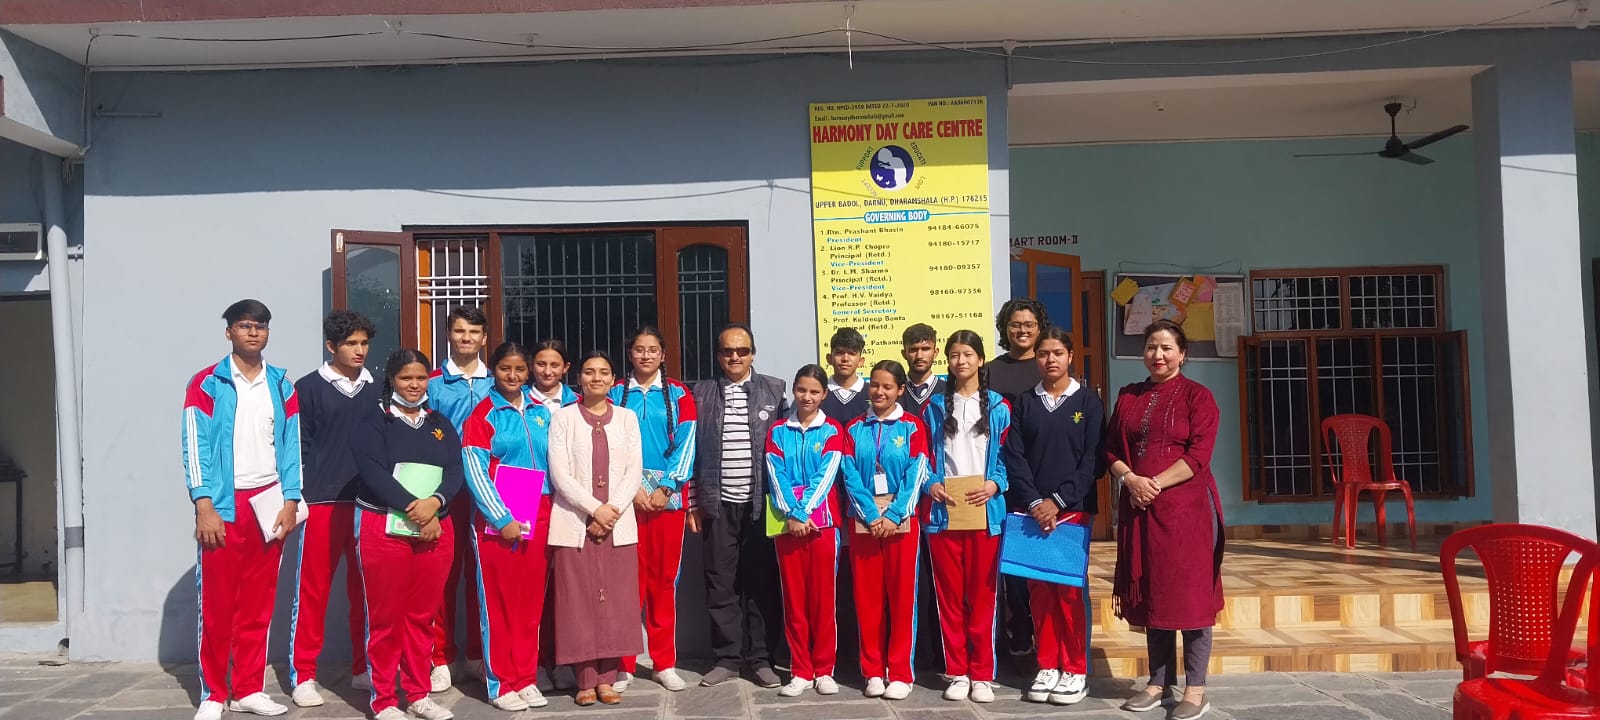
[970,681,996,703]
[778,677,815,697]
[292,681,326,708]
[407,697,455,720]
[883,681,913,701]
[536,668,554,692]
[614,670,633,692]
[1049,672,1087,705]
[351,672,373,691]
[228,692,288,716]
[655,667,687,692]
[374,708,407,720]
[815,676,840,695]
[429,665,452,693]
[864,677,887,698]
[518,685,549,708]
[194,700,225,720]
[1027,669,1061,703]
[490,692,529,711]
[553,665,577,690]
[943,676,971,701]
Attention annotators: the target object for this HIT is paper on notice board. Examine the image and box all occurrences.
[1168,277,1197,309]
[1194,275,1217,303]
[1181,302,1216,342]
[1110,278,1140,306]
[1212,283,1245,357]
[1123,292,1153,335]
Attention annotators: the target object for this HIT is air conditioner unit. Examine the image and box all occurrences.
[0,223,43,261]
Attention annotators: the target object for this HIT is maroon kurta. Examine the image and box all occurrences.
[551,404,644,666]
[1106,374,1225,631]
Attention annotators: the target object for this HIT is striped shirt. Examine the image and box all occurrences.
[719,380,755,502]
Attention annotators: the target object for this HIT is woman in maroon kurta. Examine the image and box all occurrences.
[1104,320,1223,720]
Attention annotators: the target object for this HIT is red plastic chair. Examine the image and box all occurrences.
[1442,524,1599,703]
[1322,414,1417,549]
[1449,525,1600,718]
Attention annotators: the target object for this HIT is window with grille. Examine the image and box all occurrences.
[1238,266,1473,501]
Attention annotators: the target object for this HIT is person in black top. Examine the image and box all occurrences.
[983,297,1051,657]
[898,323,947,418]
[288,310,383,706]
[350,349,464,720]
[1002,326,1104,707]
[821,327,870,422]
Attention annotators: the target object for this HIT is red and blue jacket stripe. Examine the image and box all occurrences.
[920,390,1012,536]
[764,411,845,527]
[608,378,697,505]
[181,356,302,522]
[841,406,932,526]
[428,364,493,436]
[460,386,577,530]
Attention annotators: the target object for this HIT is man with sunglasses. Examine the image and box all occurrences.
[690,323,789,688]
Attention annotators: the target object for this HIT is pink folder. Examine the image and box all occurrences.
[482,465,545,537]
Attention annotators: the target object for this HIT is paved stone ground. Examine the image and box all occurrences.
[0,653,1456,720]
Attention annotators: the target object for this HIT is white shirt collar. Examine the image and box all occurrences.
[319,362,374,386]
[387,403,428,429]
[1033,379,1082,399]
[864,404,906,423]
[529,384,565,404]
[785,409,831,430]
[230,360,268,388]
[827,375,863,393]
[628,371,664,391]
[445,357,489,379]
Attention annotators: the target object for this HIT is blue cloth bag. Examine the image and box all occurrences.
[999,512,1091,587]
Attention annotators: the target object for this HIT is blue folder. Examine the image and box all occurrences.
[999,513,1091,587]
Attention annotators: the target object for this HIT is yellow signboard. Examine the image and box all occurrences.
[810,96,993,365]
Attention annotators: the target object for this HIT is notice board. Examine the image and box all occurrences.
[1111,273,1247,361]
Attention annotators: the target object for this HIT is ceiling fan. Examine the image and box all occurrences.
[1295,102,1469,166]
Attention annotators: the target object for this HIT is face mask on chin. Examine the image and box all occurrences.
[391,391,428,409]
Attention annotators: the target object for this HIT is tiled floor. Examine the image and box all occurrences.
[1087,536,1488,676]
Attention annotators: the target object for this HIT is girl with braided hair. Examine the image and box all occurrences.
[606,327,697,692]
[920,330,1012,704]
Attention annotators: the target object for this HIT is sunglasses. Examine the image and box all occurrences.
[717,347,753,358]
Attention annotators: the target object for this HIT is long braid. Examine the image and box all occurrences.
[942,372,959,438]
[975,363,992,436]
[663,378,677,445]
[380,376,395,421]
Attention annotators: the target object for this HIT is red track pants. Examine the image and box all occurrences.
[358,508,454,714]
[776,527,840,681]
[927,529,1001,681]
[197,485,285,703]
[472,495,554,699]
[621,507,685,673]
[1030,511,1091,675]
[432,495,482,667]
[849,517,920,684]
[289,502,366,687]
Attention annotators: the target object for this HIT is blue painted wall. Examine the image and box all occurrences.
[1010,137,1495,526]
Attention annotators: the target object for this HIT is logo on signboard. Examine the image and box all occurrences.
[870,146,915,191]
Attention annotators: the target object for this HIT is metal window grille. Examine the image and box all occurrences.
[677,245,730,384]
[501,232,658,384]
[1350,273,1440,330]
[1251,276,1341,332]
[1380,335,1443,493]
[417,236,490,365]
[1255,339,1313,497]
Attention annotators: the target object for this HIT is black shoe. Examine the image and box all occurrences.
[700,666,738,687]
[752,665,782,689]
[1007,633,1035,657]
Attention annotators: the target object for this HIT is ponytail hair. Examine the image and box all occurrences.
[941,329,992,438]
[870,359,909,388]
[379,348,444,430]
[794,363,829,391]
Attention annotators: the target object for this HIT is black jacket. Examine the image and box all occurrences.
[692,372,788,520]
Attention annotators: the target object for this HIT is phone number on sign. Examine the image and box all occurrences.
[930,312,987,320]
[928,224,981,232]
[928,263,982,271]
[929,288,983,296]
[928,239,982,248]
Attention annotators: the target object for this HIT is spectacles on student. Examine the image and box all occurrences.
[233,322,270,333]
[1007,321,1039,331]
[631,347,663,358]
[718,347,753,358]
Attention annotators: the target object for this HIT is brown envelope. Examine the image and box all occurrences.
[854,494,911,535]
[941,475,988,531]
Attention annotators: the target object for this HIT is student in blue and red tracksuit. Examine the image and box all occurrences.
[351,349,465,720]
[920,330,1012,705]
[607,327,697,692]
[426,306,492,690]
[290,310,383,708]
[183,299,303,720]
[526,340,579,692]
[841,360,931,702]
[1002,325,1104,707]
[460,341,571,712]
[767,364,845,698]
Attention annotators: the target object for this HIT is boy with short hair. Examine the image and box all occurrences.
[289,310,383,707]
[897,323,946,417]
[426,305,492,691]
[821,327,870,423]
[182,299,302,720]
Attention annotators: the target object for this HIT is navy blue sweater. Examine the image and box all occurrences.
[295,371,383,504]
[821,386,870,425]
[1002,386,1105,513]
[350,408,465,516]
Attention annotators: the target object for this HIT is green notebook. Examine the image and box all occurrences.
[385,462,444,537]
